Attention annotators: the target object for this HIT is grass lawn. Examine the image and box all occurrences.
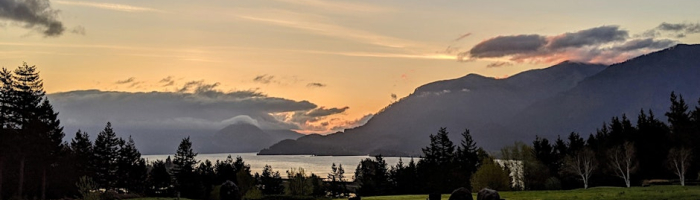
[131,198,195,200]
[359,185,700,200]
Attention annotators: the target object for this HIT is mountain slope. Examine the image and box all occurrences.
[511,44,700,138]
[260,61,607,156]
[210,123,303,153]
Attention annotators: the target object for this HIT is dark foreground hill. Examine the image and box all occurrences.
[260,44,700,156]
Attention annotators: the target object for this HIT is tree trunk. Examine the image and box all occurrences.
[41,167,46,200]
[681,175,685,186]
[18,155,24,197]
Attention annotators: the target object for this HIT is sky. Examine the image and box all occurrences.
[1,0,700,134]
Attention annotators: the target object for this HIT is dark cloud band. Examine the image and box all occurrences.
[0,0,65,36]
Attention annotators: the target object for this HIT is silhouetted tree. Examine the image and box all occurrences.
[196,160,215,199]
[71,130,94,179]
[355,155,390,196]
[260,165,284,195]
[455,129,480,189]
[419,127,456,193]
[93,122,120,189]
[116,136,146,193]
[173,137,200,198]
[147,160,172,196]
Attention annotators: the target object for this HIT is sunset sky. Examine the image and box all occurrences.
[1,0,700,133]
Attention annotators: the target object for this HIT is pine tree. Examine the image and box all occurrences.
[455,129,480,189]
[173,137,199,198]
[93,122,121,189]
[147,160,172,194]
[666,92,692,145]
[116,136,143,192]
[71,130,94,178]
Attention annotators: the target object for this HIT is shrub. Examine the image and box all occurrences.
[471,158,511,191]
[76,176,100,200]
[544,177,562,190]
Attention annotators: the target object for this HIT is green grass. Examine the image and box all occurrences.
[131,198,195,200]
[358,185,700,200]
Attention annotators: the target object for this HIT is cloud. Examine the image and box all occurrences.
[306,82,326,88]
[454,33,472,41]
[53,0,163,13]
[547,26,628,49]
[159,76,175,86]
[644,22,700,38]
[237,10,418,48]
[221,115,259,127]
[48,83,320,132]
[253,74,275,84]
[328,114,373,132]
[486,61,513,68]
[115,77,135,84]
[462,25,678,65]
[468,34,548,58]
[305,106,349,118]
[272,0,391,13]
[70,25,85,35]
[611,38,676,51]
[0,0,65,36]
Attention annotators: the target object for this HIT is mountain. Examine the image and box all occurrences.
[205,123,304,153]
[511,44,700,138]
[261,44,700,156]
[260,61,608,156]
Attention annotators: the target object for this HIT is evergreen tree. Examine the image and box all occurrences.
[635,109,671,179]
[93,122,120,189]
[418,127,456,193]
[147,160,172,196]
[354,155,390,196]
[173,137,200,198]
[666,92,693,145]
[215,155,236,184]
[71,130,94,178]
[260,165,284,195]
[454,129,480,189]
[116,136,145,193]
[196,160,216,199]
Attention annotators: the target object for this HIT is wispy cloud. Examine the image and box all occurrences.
[306,82,326,88]
[272,0,392,13]
[237,10,417,48]
[301,50,455,60]
[54,0,164,13]
[115,77,135,84]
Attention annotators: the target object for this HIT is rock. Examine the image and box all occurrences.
[476,188,502,200]
[427,193,441,200]
[449,187,473,200]
[220,180,242,200]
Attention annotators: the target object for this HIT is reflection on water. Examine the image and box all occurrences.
[143,153,416,178]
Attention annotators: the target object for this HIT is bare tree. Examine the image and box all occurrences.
[563,148,597,189]
[667,148,692,186]
[608,142,637,188]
